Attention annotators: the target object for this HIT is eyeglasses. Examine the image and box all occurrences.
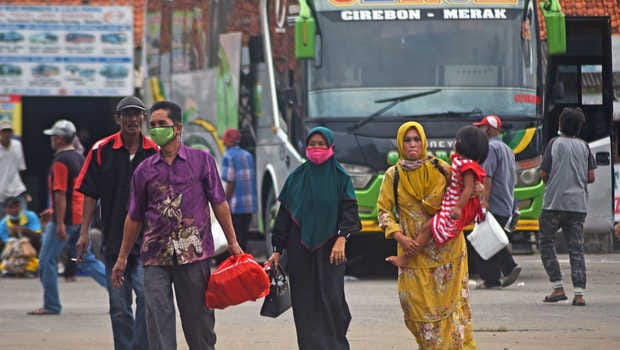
[403,136,422,143]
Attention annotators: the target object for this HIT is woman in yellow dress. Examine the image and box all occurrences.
[377,121,476,349]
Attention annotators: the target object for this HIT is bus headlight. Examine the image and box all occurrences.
[340,163,374,189]
[516,157,541,187]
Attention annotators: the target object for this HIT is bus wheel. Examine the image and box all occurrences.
[263,189,279,256]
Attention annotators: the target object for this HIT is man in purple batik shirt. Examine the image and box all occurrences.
[112,100,242,350]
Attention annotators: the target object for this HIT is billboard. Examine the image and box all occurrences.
[0,5,133,96]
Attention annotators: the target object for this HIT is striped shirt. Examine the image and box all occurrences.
[431,154,486,246]
[221,146,257,214]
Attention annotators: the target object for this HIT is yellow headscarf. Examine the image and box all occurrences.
[395,121,447,214]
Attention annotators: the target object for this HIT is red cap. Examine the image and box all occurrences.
[223,128,241,146]
[473,115,502,130]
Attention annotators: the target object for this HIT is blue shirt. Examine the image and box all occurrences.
[0,210,42,243]
[482,137,516,217]
[221,146,257,214]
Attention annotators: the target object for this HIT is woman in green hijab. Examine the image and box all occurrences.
[267,126,361,350]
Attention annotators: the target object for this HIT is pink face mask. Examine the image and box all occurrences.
[306,146,334,165]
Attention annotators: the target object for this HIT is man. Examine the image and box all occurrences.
[75,96,157,350]
[0,196,41,252]
[0,119,28,216]
[111,101,243,349]
[0,196,41,275]
[539,107,595,307]
[221,128,257,251]
[473,115,521,289]
[29,119,106,315]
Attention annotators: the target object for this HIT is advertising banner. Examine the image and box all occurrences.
[0,5,133,96]
[0,95,22,136]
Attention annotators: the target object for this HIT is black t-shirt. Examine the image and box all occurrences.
[76,132,158,256]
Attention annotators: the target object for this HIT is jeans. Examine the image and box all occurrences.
[538,210,587,289]
[38,222,106,313]
[105,254,148,350]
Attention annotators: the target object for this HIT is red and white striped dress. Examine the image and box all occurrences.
[431,153,486,246]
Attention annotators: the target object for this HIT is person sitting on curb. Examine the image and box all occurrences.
[0,196,42,276]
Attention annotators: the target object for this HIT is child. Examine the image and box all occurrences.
[386,125,488,266]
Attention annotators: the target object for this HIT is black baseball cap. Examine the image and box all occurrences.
[116,96,146,112]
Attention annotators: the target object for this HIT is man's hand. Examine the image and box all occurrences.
[227,242,243,255]
[480,199,489,210]
[75,232,90,262]
[57,222,67,241]
[39,209,52,225]
[329,236,346,265]
[111,256,127,288]
[8,225,21,236]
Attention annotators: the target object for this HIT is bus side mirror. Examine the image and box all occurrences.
[540,0,566,55]
[295,0,316,59]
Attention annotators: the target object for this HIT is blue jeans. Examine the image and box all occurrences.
[38,222,106,313]
[105,254,148,350]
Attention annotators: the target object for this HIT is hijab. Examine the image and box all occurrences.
[278,127,356,251]
[396,121,447,214]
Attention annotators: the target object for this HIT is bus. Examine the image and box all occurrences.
[142,0,614,258]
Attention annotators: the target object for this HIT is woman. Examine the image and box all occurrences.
[377,121,476,349]
[267,126,361,350]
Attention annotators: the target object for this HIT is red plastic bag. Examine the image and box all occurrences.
[205,253,270,309]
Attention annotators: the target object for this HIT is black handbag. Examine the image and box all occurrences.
[260,264,291,318]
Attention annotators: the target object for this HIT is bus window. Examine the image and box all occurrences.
[582,65,603,105]
[552,65,579,104]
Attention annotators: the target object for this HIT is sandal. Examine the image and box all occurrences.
[543,293,568,303]
[27,308,59,315]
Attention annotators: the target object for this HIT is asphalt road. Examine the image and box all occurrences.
[1,254,619,349]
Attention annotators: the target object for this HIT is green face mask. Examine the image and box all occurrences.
[150,126,175,146]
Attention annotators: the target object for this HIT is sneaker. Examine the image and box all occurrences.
[501,265,522,287]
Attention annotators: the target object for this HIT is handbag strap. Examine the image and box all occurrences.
[393,166,400,223]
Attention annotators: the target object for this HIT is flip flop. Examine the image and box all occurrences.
[27,308,59,315]
[543,294,568,303]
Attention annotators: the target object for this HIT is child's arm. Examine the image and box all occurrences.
[450,170,475,219]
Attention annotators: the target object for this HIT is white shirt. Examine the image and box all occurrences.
[0,138,27,202]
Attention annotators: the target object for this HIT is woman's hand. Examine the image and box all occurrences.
[267,252,281,269]
[394,231,419,255]
[330,237,346,265]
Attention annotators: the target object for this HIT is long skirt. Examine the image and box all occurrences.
[398,238,476,350]
[286,230,351,350]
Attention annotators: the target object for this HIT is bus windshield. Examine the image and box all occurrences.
[307,9,538,118]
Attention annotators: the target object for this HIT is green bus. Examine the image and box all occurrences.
[142,0,614,257]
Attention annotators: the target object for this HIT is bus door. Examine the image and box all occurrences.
[544,17,614,239]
